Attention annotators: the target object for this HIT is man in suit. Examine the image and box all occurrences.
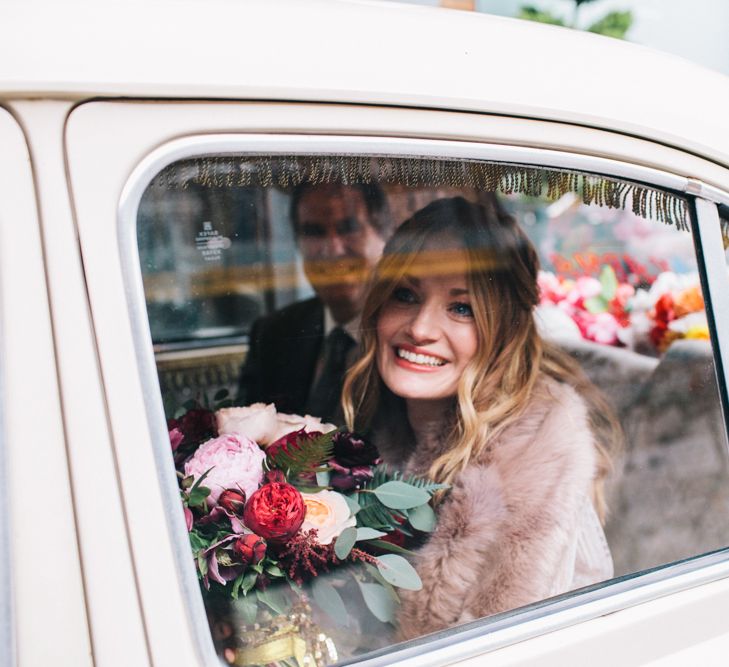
[238,181,392,421]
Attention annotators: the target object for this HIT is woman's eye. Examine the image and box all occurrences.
[392,287,417,304]
[449,302,474,318]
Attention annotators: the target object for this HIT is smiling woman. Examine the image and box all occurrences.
[342,195,620,638]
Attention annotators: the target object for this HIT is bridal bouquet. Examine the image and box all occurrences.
[168,398,444,663]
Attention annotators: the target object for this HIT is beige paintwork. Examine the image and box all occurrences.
[3,0,729,169]
[2,1,729,665]
[0,107,92,665]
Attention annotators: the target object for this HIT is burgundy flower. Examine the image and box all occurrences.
[218,489,247,515]
[243,482,306,543]
[168,408,215,447]
[233,534,267,565]
[330,465,374,493]
[331,431,380,468]
[202,535,244,588]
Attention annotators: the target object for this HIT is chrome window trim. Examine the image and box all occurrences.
[692,199,729,439]
[117,134,729,667]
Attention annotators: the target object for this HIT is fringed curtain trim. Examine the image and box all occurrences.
[153,155,728,245]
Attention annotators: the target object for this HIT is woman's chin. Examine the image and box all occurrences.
[383,375,454,403]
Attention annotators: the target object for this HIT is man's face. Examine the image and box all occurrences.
[296,185,386,324]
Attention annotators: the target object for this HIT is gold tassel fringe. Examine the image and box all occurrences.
[152,155,726,242]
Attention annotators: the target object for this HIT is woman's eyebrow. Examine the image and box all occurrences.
[403,274,420,286]
[449,288,469,296]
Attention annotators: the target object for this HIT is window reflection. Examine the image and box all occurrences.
[137,156,729,665]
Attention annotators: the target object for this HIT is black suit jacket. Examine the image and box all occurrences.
[237,297,325,415]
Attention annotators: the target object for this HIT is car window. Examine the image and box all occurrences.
[136,153,729,665]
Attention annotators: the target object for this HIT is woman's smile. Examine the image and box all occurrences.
[394,343,448,370]
[376,268,478,403]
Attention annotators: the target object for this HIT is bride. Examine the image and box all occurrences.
[342,196,621,640]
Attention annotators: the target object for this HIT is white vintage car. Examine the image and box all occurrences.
[3,1,729,665]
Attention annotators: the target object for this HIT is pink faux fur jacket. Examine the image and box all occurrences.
[373,375,606,640]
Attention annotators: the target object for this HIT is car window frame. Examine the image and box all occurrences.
[118,133,729,667]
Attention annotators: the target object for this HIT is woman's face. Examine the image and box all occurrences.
[376,266,479,404]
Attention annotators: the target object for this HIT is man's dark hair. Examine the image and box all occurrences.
[289,181,393,239]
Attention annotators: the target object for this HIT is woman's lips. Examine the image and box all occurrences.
[393,345,448,372]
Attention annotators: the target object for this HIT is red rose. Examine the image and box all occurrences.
[218,488,247,515]
[233,534,267,565]
[243,482,306,543]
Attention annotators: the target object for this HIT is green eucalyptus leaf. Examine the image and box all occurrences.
[408,503,436,532]
[311,577,349,627]
[344,494,361,515]
[373,481,430,510]
[235,593,259,626]
[334,526,357,560]
[256,588,288,615]
[357,581,395,623]
[376,554,422,591]
[214,388,229,401]
[356,527,387,541]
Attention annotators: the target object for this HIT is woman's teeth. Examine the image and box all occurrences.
[396,348,446,367]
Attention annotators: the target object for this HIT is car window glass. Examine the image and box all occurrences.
[136,154,729,665]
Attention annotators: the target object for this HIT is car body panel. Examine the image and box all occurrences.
[3,0,729,170]
[0,105,92,666]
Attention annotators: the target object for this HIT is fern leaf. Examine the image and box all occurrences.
[267,430,335,478]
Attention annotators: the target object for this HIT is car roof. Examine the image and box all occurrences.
[3,0,729,170]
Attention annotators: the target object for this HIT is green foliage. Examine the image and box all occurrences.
[311,577,349,626]
[588,10,632,39]
[334,526,357,559]
[357,581,395,623]
[373,481,430,510]
[518,6,565,26]
[407,503,437,532]
[376,554,422,591]
[267,430,335,477]
[355,465,447,532]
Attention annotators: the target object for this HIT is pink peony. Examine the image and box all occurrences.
[184,434,266,506]
[215,403,279,444]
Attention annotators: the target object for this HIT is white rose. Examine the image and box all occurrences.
[215,403,279,444]
[300,490,356,545]
[269,412,337,445]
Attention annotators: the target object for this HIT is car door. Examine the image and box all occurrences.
[64,100,729,666]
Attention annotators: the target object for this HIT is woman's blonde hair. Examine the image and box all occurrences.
[342,196,621,520]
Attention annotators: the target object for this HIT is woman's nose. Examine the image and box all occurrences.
[406,304,440,343]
